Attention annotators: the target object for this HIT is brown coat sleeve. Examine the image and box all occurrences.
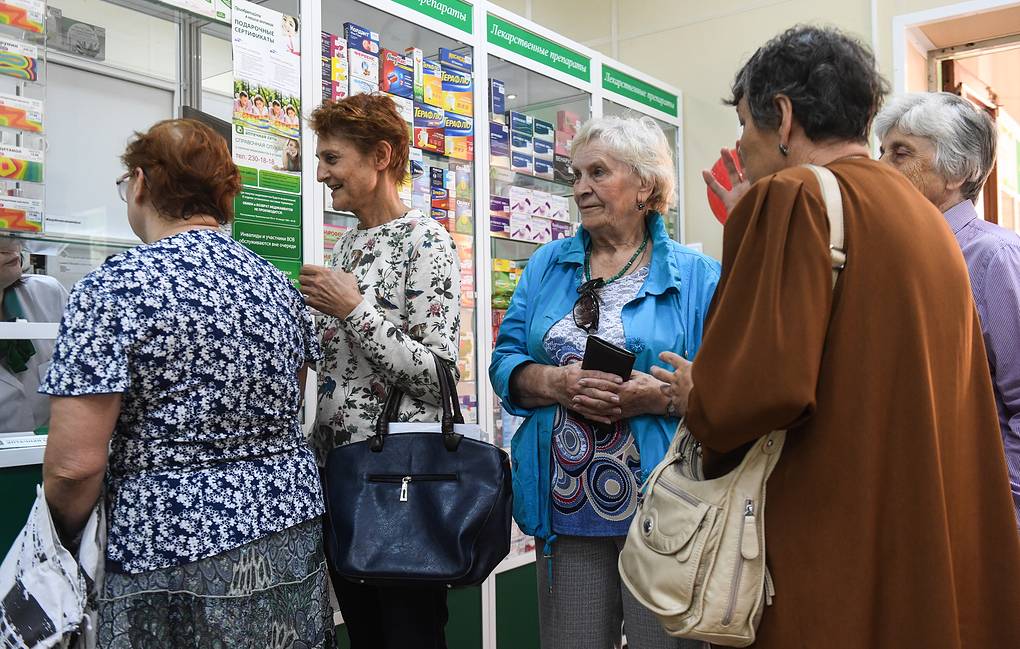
[687,169,834,454]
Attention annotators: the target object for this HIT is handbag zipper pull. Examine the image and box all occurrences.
[400,476,411,502]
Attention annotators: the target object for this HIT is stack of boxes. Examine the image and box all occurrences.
[320,33,348,101]
[555,110,581,183]
[440,48,473,162]
[507,111,533,175]
[345,23,380,96]
[533,118,554,180]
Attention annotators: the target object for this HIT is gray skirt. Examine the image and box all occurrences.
[97,518,332,649]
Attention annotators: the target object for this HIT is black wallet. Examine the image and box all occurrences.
[581,335,635,379]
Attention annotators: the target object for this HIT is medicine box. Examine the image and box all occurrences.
[490,122,510,168]
[422,58,443,108]
[509,187,533,216]
[439,48,473,73]
[445,114,474,161]
[511,151,533,175]
[413,103,445,154]
[531,190,551,218]
[551,221,572,241]
[533,119,554,142]
[344,23,380,55]
[489,79,505,122]
[549,195,570,222]
[507,111,533,136]
[349,49,379,83]
[510,213,533,241]
[534,158,554,180]
[441,66,473,117]
[349,78,377,96]
[533,138,554,161]
[380,50,413,98]
[554,154,574,184]
[555,131,574,156]
[511,132,533,156]
[557,110,581,134]
[531,217,552,243]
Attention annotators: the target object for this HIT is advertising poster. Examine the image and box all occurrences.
[231,0,302,281]
[155,0,230,24]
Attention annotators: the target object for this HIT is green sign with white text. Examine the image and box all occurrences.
[391,0,472,34]
[487,14,590,82]
[602,65,677,117]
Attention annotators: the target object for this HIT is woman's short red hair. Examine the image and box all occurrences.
[309,94,410,183]
[121,119,241,224]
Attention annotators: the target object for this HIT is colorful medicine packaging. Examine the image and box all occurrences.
[445,113,474,161]
[413,103,445,154]
[439,48,473,72]
[441,66,473,117]
[507,111,533,136]
[489,79,505,123]
[533,119,554,142]
[380,49,413,98]
[349,49,379,84]
[490,122,510,169]
[343,22,380,55]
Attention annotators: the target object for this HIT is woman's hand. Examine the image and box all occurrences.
[613,370,671,420]
[650,351,694,418]
[701,145,750,219]
[555,362,623,425]
[299,264,363,319]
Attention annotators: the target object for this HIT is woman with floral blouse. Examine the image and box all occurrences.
[299,93,460,649]
[40,119,330,648]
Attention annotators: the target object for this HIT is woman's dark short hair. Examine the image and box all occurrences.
[121,119,241,225]
[309,94,410,184]
[727,26,890,143]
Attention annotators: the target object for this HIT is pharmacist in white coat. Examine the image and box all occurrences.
[0,236,68,433]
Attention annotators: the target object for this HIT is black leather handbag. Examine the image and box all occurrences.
[323,355,512,587]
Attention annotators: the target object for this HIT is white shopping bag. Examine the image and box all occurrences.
[0,485,104,649]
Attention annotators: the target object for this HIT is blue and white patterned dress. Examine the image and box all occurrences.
[39,229,324,574]
[543,265,648,536]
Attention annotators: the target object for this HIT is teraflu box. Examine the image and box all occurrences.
[445,113,473,161]
[509,187,533,215]
[554,154,574,184]
[439,48,473,73]
[349,49,379,83]
[489,79,505,122]
[510,132,532,156]
[551,220,571,241]
[533,119,554,142]
[533,138,554,161]
[534,158,554,181]
[511,151,533,175]
[422,58,444,108]
[344,22,379,55]
[349,78,376,96]
[549,195,570,222]
[0,93,42,133]
[441,66,473,117]
[532,217,552,243]
[507,111,533,136]
[413,103,445,153]
[380,50,413,99]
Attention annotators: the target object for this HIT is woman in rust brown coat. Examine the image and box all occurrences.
[654,26,1020,647]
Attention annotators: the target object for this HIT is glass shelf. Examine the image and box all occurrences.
[490,167,572,197]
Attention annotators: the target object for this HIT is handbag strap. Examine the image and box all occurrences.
[370,353,464,452]
[805,164,846,289]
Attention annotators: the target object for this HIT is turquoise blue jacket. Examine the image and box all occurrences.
[489,212,721,543]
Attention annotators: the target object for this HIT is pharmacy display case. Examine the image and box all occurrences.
[0,0,684,646]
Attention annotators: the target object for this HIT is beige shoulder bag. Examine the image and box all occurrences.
[618,165,846,647]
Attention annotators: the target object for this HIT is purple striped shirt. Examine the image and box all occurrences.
[944,200,1020,530]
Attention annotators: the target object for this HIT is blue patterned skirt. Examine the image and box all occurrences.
[97,518,332,649]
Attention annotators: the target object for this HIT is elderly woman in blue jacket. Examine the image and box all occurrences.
[490,115,719,649]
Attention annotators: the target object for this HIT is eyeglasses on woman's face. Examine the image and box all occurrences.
[116,172,131,203]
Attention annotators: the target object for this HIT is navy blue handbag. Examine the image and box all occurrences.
[323,356,512,587]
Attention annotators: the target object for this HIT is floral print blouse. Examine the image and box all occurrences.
[39,230,324,574]
[313,211,460,463]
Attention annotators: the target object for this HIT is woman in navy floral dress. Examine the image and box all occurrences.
[39,119,331,648]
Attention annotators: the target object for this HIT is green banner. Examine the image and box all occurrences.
[487,14,589,82]
[258,169,301,194]
[270,259,301,283]
[392,0,472,34]
[238,165,258,187]
[234,187,301,228]
[233,220,302,261]
[602,65,678,117]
